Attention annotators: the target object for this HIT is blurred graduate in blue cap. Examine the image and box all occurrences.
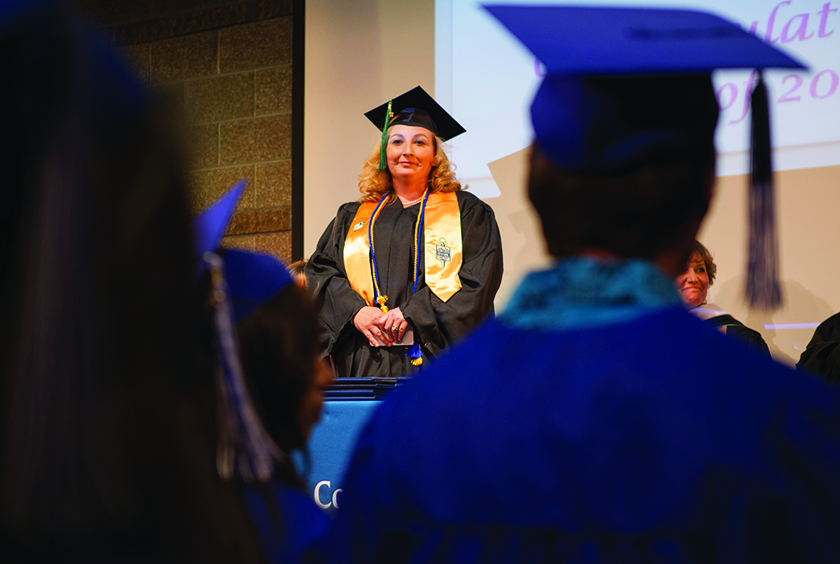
[194,183,332,563]
[324,6,840,562]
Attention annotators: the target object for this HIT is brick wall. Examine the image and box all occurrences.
[77,0,298,262]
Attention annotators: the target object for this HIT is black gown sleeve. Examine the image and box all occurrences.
[401,192,503,359]
[797,312,840,383]
[305,203,367,358]
[708,314,771,357]
[727,325,771,356]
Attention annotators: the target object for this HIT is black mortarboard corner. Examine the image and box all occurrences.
[193,181,284,483]
[365,86,466,171]
[484,5,807,310]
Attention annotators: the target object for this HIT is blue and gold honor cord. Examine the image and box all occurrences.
[367,192,391,312]
[407,191,430,365]
[368,189,430,365]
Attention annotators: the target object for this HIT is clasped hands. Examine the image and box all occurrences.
[353,306,407,347]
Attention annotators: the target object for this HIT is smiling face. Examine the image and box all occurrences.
[675,252,710,309]
[385,124,435,185]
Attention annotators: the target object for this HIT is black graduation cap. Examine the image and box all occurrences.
[365,86,466,141]
[484,5,807,310]
[365,86,466,171]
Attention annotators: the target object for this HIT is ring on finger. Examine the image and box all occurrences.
[391,325,399,331]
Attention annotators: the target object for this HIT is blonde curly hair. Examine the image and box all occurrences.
[357,130,462,202]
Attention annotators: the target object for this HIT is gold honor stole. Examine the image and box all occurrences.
[343,192,463,305]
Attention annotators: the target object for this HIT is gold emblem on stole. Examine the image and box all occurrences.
[435,237,452,268]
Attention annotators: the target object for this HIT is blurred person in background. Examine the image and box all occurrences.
[288,259,309,289]
[229,250,333,562]
[0,2,269,562]
[797,312,840,382]
[675,240,770,355]
[193,185,333,562]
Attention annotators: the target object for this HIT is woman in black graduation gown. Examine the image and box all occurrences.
[797,312,840,382]
[306,87,503,378]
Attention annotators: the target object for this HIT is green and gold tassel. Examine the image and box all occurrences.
[378,99,394,172]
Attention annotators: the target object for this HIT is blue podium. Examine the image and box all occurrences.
[293,378,402,513]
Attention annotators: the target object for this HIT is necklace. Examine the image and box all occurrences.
[400,194,425,207]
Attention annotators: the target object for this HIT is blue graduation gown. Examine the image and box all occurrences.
[325,259,840,562]
[244,481,330,564]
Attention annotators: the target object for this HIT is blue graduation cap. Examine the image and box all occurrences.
[193,181,292,483]
[193,180,247,262]
[224,249,294,321]
[192,179,294,319]
[484,5,806,310]
[484,6,804,77]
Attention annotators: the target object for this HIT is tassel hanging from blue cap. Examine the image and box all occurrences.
[746,72,782,310]
[205,252,283,483]
[378,100,394,172]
